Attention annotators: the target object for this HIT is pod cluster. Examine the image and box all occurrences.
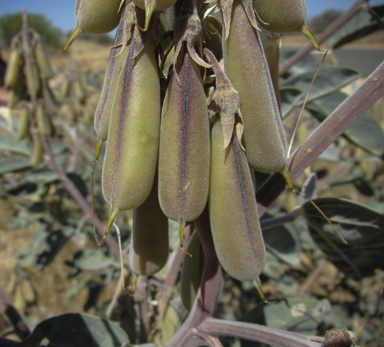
[68,0,319,287]
[5,27,57,166]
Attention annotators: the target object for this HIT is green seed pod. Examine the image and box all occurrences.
[94,13,128,160]
[61,79,70,98]
[260,29,281,108]
[8,80,25,108]
[24,55,41,100]
[254,0,319,49]
[209,120,266,281]
[34,40,53,79]
[63,0,122,51]
[4,48,23,89]
[129,177,169,277]
[42,81,58,116]
[31,136,44,166]
[223,0,287,174]
[102,37,161,236]
[158,51,210,248]
[180,232,204,311]
[18,106,31,140]
[36,101,53,137]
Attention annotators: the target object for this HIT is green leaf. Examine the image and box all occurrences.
[240,298,332,347]
[280,66,360,103]
[280,49,326,75]
[17,220,74,271]
[302,197,384,279]
[306,91,384,157]
[262,214,301,265]
[26,168,60,184]
[73,249,115,270]
[0,135,30,155]
[280,87,305,118]
[0,158,32,175]
[301,173,318,204]
[329,5,384,49]
[16,313,129,347]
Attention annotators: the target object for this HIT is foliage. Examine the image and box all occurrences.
[0,13,62,47]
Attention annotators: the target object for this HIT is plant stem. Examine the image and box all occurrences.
[199,318,323,347]
[257,60,384,217]
[279,0,368,75]
[164,207,226,347]
[39,135,120,257]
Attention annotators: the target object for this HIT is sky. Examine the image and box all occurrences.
[0,0,383,33]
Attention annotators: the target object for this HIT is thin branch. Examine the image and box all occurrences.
[163,207,226,347]
[137,276,149,343]
[279,0,368,75]
[198,318,323,347]
[257,60,384,217]
[0,287,30,340]
[39,135,120,257]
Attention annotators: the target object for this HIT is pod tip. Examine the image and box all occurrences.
[96,138,104,161]
[63,27,82,52]
[128,274,138,296]
[253,277,273,304]
[105,207,119,238]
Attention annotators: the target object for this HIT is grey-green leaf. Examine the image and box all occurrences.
[281,66,360,103]
[240,298,332,347]
[280,87,305,118]
[16,313,129,347]
[73,249,115,270]
[302,197,384,279]
[0,135,30,155]
[0,158,32,175]
[329,5,384,49]
[306,91,384,157]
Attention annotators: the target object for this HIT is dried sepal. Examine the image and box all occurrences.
[321,329,357,347]
[220,0,234,40]
[240,0,260,32]
[114,0,138,57]
[204,48,243,150]
[174,0,212,80]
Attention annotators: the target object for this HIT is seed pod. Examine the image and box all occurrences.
[223,0,287,174]
[61,79,70,98]
[209,120,266,281]
[63,0,122,51]
[94,12,128,160]
[158,51,210,248]
[8,80,25,108]
[260,29,281,108]
[31,136,44,166]
[36,101,53,137]
[24,54,41,100]
[102,37,161,236]
[34,40,53,79]
[254,0,319,49]
[180,232,204,311]
[4,48,23,89]
[18,106,31,140]
[42,81,58,115]
[129,177,169,277]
